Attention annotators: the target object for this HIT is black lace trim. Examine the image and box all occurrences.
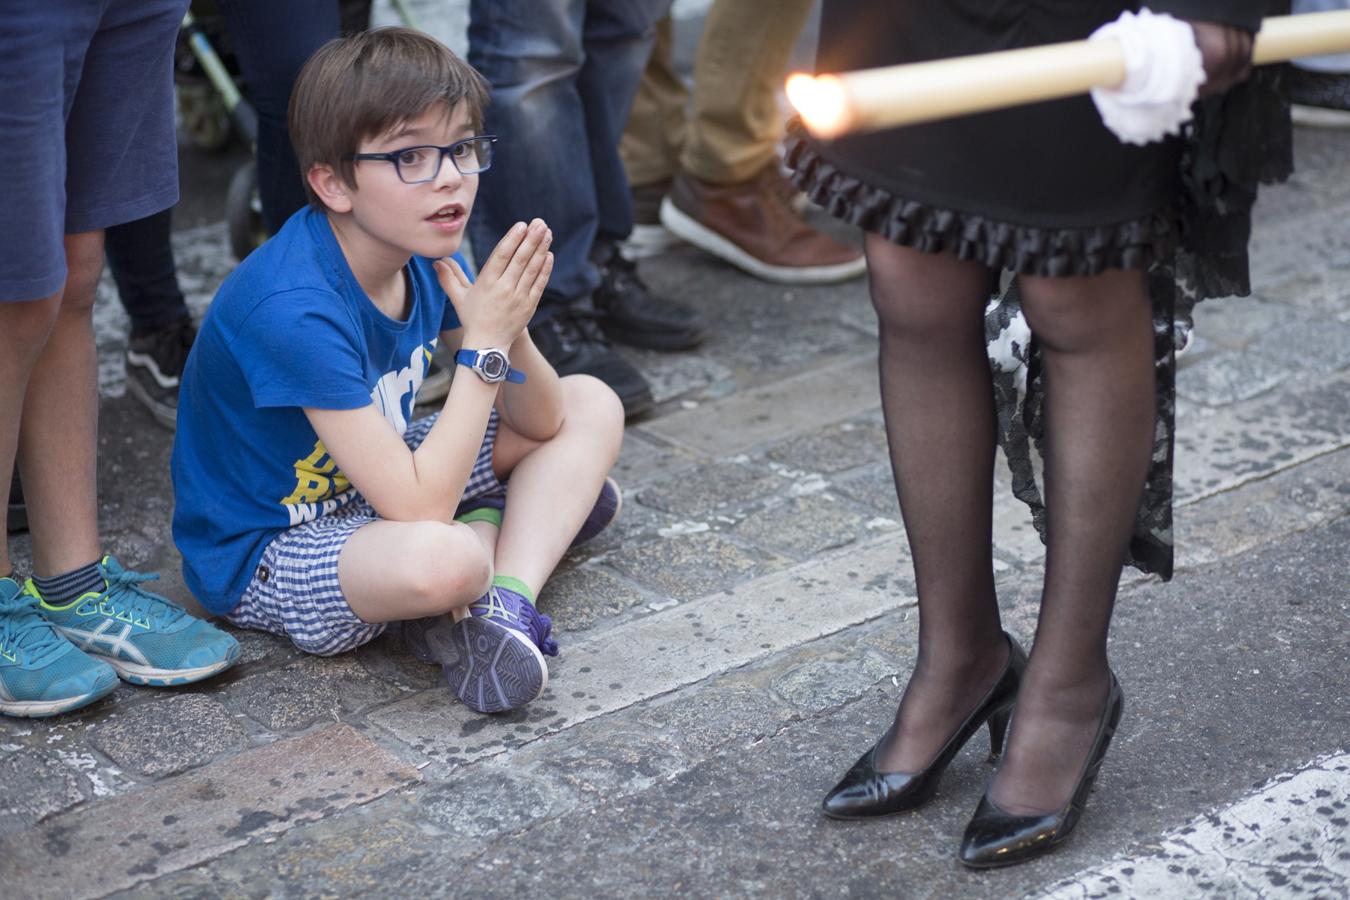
[784,125,1177,278]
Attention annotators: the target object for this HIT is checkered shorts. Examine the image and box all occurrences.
[225,411,506,656]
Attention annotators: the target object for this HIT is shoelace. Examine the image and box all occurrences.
[93,560,182,629]
[471,588,559,657]
[0,591,68,666]
[525,604,559,657]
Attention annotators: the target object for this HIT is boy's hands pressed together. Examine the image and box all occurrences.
[435,218,553,348]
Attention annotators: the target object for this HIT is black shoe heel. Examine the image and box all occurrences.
[958,673,1124,869]
[821,633,1028,820]
[986,705,1012,763]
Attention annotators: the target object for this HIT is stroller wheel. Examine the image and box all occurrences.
[227,162,268,261]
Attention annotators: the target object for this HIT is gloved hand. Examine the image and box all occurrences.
[1189,20,1256,96]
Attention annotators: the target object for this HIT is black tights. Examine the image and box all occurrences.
[866,236,1155,815]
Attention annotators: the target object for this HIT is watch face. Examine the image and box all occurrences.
[479,351,508,381]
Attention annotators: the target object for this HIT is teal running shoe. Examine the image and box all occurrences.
[0,576,117,717]
[27,556,241,687]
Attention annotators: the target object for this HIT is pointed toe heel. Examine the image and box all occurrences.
[958,673,1124,869]
[985,705,1012,763]
[821,633,1027,820]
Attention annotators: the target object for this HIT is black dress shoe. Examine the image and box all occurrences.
[958,672,1124,869]
[821,633,1028,820]
[591,247,707,351]
[529,309,654,419]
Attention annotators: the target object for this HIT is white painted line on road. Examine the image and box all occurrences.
[1035,752,1350,899]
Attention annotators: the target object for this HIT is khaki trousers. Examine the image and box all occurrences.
[620,0,816,187]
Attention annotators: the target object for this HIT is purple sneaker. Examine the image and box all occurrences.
[401,614,454,665]
[570,477,622,549]
[439,586,558,714]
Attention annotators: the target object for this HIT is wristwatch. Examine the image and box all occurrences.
[454,348,526,384]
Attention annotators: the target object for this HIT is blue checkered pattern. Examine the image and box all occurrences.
[225,411,505,656]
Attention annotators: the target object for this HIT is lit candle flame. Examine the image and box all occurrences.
[786,73,851,138]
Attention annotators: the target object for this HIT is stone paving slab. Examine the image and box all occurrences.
[0,724,420,899]
[366,535,914,768]
[1173,369,1350,503]
[1176,446,1349,568]
[641,356,881,456]
[1036,750,1350,900]
[1248,203,1350,295]
[107,797,443,900]
[84,694,248,779]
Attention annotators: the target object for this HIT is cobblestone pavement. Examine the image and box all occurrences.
[3,7,1349,898]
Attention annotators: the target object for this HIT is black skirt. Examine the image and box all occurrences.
[792,0,1181,276]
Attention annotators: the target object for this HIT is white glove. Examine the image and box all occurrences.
[1089,8,1207,145]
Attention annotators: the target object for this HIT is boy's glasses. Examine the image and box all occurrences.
[345,135,497,184]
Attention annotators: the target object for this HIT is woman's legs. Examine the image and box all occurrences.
[864,235,1009,774]
[991,267,1155,814]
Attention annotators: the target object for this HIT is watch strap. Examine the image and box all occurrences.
[454,348,526,384]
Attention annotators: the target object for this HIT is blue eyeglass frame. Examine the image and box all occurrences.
[343,134,498,183]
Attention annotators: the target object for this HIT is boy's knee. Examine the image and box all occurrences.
[560,374,624,434]
[401,522,492,613]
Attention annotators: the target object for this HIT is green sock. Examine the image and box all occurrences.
[456,507,503,528]
[491,575,535,605]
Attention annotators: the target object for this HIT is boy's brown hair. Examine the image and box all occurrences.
[289,27,490,208]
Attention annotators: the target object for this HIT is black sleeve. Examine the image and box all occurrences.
[1148,0,1267,32]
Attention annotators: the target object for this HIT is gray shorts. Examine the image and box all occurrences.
[0,0,186,301]
[225,411,507,656]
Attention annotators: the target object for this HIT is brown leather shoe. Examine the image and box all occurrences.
[660,165,866,284]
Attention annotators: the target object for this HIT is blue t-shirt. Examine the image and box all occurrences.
[172,207,464,615]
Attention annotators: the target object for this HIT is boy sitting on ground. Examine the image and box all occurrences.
[171,28,624,713]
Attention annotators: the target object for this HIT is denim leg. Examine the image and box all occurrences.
[579,0,671,246]
[216,0,341,233]
[468,0,668,313]
[103,208,190,336]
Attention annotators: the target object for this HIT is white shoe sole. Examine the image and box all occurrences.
[0,679,117,718]
[621,223,684,260]
[103,650,240,687]
[660,197,867,285]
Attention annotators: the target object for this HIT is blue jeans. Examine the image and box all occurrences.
[216,0,342,233]
[468,0,671,313]
[104,208,190,336]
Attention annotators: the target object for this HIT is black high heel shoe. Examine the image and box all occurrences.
[821,633,1028,820]
[958,672,1124,869]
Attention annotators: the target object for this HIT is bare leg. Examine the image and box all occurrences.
[0,294,62,576]
[338,519,493,622]
[14,230,106,577]
[990,267,1154,814]
[864,235,1010,773]
[490,374,624,595]
[339,375,619,623]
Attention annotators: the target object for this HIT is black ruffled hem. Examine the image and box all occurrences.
[784,125,1177,279]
